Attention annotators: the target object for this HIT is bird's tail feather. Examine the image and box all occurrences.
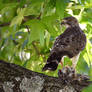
[42,60,58,71]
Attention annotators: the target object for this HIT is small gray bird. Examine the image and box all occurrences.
[42,16,86,71]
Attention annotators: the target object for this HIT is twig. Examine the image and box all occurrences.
[32,42,40,55]
[0,22,10,27]
[26,25,30,33]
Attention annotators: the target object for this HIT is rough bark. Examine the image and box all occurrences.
[0,60,91,92]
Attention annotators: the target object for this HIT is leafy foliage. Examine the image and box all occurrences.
[0,0,92,91]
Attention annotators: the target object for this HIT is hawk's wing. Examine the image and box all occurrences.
[42,27,86,71]
[51,27,86,58]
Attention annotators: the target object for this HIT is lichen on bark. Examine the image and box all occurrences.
[20,76,44,92]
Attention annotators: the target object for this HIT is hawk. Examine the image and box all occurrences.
[42,16,86,71]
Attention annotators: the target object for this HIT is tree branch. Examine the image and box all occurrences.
[0,15,38,27]
[0,22,10,27]
[0,60,91,92]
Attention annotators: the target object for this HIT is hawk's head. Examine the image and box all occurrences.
[61,16,79,27]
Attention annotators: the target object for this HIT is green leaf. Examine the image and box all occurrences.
[83,39,92,67]
[82,84,92,92]
[89,66,92,79]
[25,19,45,44]
[56,0,69,19]
[45,31,50,47]
[0,3,18,10]
[41,14,58,36]
[24,6,40,16]
[10,8,26,26]
[10,16,23,27]
[39,29,44,46]
[42,0,56,17]
[0,3,18,22]
[24,0,44,16]
[56,0,65,18]
[87,0,92,3]
[22,39,28,49]
[30,0,44,4]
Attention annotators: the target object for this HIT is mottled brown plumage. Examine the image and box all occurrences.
[42,16,86,71]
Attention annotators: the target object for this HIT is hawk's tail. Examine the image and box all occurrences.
[42,60,58,71]
[42,52,63,71]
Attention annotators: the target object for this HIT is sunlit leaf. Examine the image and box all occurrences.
[39,29,44,46]
[10,8,26,26]
[84,39,92,67]
[41,14,58,36]
[45,31,50,47]
[25,19,45,44]
[42,0,56,17]
[56,0,69,18]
